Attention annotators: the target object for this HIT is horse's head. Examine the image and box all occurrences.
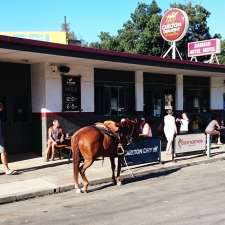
[118,118,139,145]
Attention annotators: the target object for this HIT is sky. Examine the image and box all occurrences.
[0,0,224,43]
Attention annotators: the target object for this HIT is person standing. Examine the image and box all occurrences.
[0,102,16,175]
[176,112,189,134]
[164,110,177,155]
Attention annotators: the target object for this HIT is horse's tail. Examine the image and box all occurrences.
[71,133,80,190]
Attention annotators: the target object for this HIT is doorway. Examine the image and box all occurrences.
[143,73,176,119]
[0,62,32,154]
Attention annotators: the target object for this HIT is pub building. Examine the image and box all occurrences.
[0,35,225,156]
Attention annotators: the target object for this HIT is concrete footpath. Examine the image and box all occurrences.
[1,144,225,205]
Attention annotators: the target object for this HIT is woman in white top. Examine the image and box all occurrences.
[176,112,189,134]
[139,118,152,137]
[164,110,177,155]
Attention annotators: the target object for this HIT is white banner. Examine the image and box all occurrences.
[175,133,206,154]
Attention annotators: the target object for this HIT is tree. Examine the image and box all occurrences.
[89,32,120,50]
[89,1,225,63]
[218,39,225,64]
[90,0,166,55]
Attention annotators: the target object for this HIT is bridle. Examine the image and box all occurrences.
[118,119,137,153]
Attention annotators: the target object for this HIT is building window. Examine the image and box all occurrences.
[183,76,210,113]
[144,73,176,118]
[94,69,135,115]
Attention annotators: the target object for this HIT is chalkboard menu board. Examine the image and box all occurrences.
[62,75,81,111]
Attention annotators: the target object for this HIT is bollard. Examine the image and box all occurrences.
[206,133,211,158]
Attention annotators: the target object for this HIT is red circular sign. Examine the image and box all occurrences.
[160,8,189,42]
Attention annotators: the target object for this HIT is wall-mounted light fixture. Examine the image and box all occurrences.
[58,65,70,73]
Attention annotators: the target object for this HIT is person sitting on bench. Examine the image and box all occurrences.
[45,120,64,161]
[205,114,222,145]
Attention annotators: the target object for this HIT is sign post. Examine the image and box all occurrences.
[160,8,189,60]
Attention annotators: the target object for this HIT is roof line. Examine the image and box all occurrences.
[0,35,225,72]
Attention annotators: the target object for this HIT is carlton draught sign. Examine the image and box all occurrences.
[160,8,189,42]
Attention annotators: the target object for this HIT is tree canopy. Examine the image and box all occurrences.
[89,0,225,64]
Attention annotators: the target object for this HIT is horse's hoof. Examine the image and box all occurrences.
[81,187,88,193]
[117,181,122,186]
[75,188,82,194]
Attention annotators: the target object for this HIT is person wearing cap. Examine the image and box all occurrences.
[164,109,177,155]
[139,117,152,137]
[0,102,17,175]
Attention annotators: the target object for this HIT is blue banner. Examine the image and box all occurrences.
[122,138,161,166]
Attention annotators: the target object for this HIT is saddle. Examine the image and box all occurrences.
[93,120,125,155]
[93,122,119,139]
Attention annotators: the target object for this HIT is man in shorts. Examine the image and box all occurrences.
[0,102,16,175]
[205,114,222,145]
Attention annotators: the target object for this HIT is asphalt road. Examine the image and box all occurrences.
[1,161,225,225]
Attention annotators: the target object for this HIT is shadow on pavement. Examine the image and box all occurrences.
[88,168,181,193]
[15,160,72,174]
[123,167,181,185]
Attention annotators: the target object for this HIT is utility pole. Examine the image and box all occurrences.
[63,16,69,43]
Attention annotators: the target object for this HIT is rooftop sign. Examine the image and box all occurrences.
[188,39,221,57]
[160,8,189,42]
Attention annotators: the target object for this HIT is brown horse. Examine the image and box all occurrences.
[71,119,137,193]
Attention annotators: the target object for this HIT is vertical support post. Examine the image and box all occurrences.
[159,139,162,163]
[176,74,183,111]
[206,133,211,158]
[135,71,144,113]
[172,42,176,59]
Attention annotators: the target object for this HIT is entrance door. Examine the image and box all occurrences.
[0,62,32,154]
[144,89,175,118]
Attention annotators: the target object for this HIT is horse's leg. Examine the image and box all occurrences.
[116,156,122,186]
[71,137,82,193]
[110,156,116,185]
[80,159,93,193]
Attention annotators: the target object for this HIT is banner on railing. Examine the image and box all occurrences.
[174,133,206,154]
[122,138,161,167]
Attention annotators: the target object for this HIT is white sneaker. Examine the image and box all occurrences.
[5,170,17,175]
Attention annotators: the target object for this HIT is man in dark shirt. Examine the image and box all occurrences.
[0,102,16,175]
